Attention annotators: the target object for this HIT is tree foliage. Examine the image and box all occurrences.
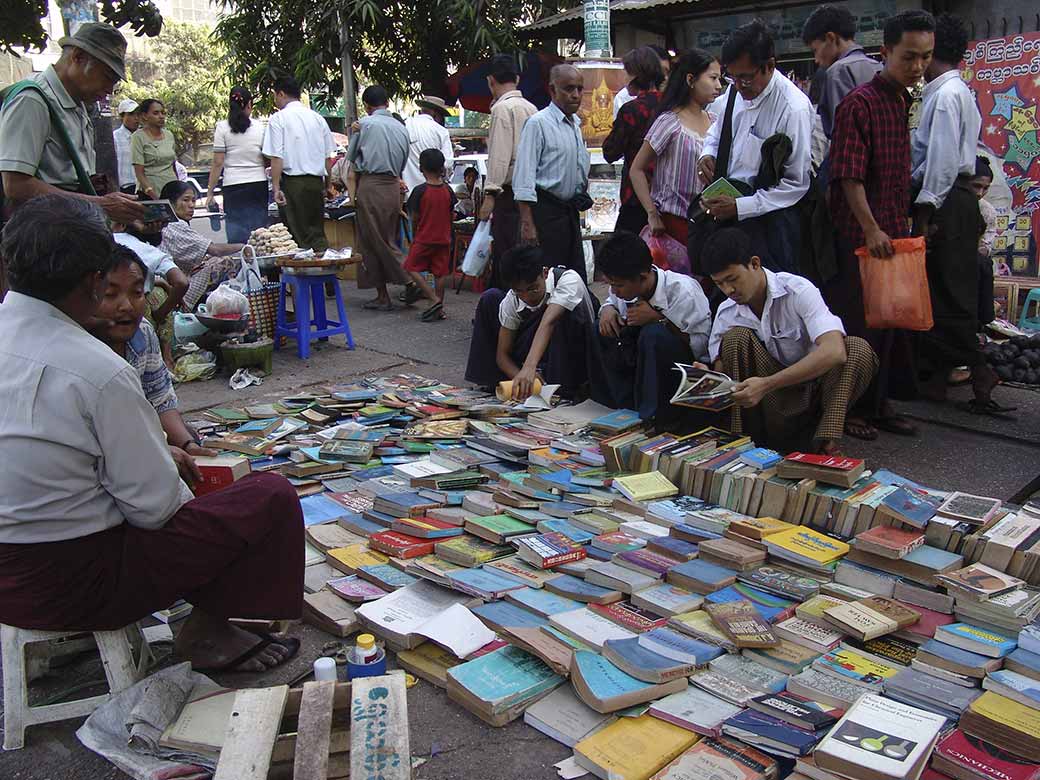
[1,0,162,54]
[212,0,567,109]
[114,21,226,163]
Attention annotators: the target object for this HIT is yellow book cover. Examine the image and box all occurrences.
[396,642,460,687]
[669,610,730,644]
[970,691,1040,734]
[816,648,900,681]
[575,713,700,780]
[729,516,795,539]
[325,544,388,572]
[796,594,846,621]
[615,471,679,502]
[766,528,850,564]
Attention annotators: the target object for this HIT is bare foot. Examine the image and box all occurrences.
[816,439,843,456]
[174,609,295,672]
[844,416,878,441]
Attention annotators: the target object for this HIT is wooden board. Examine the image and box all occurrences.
[293,681,336,780]
[213,685,289,780]
[350,672,411,780]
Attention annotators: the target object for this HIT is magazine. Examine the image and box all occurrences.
[669,364,737,411]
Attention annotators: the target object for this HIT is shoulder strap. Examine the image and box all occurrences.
[714,86,740,181]
[0,81,96,196]
[550,265,568,286]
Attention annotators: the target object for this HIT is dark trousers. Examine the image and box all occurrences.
[0,473,304,631]
[465,288,589,389]
[614,200,649,236]
[223,180,270,244]
[739,205,802,274]
[490,187,521,291]
[530,191,585,281]
[281,174,328,252]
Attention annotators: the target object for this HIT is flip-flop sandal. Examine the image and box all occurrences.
[844,419,879,441]
[403,284,424,305]
[875,416,918,436]
[955,398,1018,418]
[194,632,301,673]
[420,302,445,322]
[362,299,393,311]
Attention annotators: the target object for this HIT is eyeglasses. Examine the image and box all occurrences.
[726,66,764,87]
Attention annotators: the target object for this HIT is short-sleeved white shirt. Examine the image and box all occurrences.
[113,232,177,293]
[708,269,845,366]
[213,119,267,187]
[261,100,336,177]
[498,268,592,330]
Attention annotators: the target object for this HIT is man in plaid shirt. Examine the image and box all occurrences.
[826,9,936,442]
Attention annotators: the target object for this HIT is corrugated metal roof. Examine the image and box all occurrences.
[524,0,696,32]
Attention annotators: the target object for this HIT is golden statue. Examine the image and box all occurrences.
[583,77,614,140]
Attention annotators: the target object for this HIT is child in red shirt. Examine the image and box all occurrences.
[404,148,457,321]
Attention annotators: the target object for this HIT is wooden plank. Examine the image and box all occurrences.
[285,681,352,716]
[293,681,336,780]
[351,671,410,780]
[213,685,289,780]
[271,728,350,764]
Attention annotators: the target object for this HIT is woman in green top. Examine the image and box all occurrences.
[131,99,178,199]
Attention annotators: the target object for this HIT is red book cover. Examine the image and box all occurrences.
[368,530,435,559]
[936,729,1040,780]
[193,455,250,496]
[854,525,925,555]
[589,601,667,632]
[921,769,954,780]
[616,548,683,577]
[784,453,865,471]
[902,602,956,639]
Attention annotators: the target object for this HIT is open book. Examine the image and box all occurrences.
[669,364,737,411]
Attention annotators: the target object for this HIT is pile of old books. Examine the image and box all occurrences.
[190,374,1040,780]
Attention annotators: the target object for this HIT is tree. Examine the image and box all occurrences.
[114,21,226,164]
[2,0,162,54]
[212,0,567,110]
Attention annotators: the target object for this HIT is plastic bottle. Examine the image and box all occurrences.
[348,633,384,666]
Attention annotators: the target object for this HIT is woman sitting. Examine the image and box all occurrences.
[159,180,246,311]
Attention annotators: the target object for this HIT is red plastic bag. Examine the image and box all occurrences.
[639,226,690,274]
[855,236,933,331]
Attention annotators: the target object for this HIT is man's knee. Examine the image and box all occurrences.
[845,336,880,374]
[721,326,757,354]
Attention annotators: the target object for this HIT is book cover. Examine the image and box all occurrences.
[935,728,1040,780]
[668,609,735,650]
[706,600,780,648]
[616,548,683,579]
[570,650,686,712]
[879,487,942,529]
[446,645,563,715]
[764,528,849,565]
[434,536,514,567]
[823,602,898,641]
[786,669,865,710]
[668,559,738,594]
[590,601,668,633]
[968,691,1040,738]
[445,567,528,600]
[938,493,1003,525]
[728,517,796,541]
[706,584,797,624]
[708,653,788,694]
[523,684,613,749]
[649,687,744,737]
[602,636,700,682]
[392,516,465,539]
[854,526,926,559]
[549,607,637,650]
[937,563,1026,600]
[633,584,704,618]
[936,623,1017,658]
[813,648,900,687]
[368,530,436,559]
[471,600,550,632]
[773,617,845,651]
[590,408,643,432]
[637,626,725,666]
[574,713,699,780]
[744,640,821,676]
[505,586,581,617]
[592,531,647,553]
[544,573,622,604]
[749,691,841,731]
[326,575,388,602]
[738,565,825,601]
[858,596,922,629]
[651,736,777,780]
[614,471,680,502]
[515,532,586,569]
[722,709,821,756]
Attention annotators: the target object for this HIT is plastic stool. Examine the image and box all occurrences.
[1019,288,1040,331]
[274,271,355,359]
[2,623,152,749]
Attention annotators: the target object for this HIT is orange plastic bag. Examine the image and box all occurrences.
[855,236,933,331]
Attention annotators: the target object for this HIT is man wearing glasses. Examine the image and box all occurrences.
[698,20,814,274]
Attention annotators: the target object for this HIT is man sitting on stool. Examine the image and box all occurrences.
[589,231,711,428]
[703,228,878,454]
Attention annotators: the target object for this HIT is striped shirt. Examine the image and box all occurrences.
[644,110,714,219]
[126,320,179,414]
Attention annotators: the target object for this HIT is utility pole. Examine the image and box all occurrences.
[338,9,358,124]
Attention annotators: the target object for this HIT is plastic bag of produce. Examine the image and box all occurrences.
[856,237,933,331]
[461,220,492,277]
[172,351,217,383]
[206,283,249,316]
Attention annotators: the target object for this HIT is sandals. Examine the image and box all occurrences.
[844,417,879,441]
[194,632,301,673]
[875,416,918,436]
[362,299,393,311]
[956,398,1017,419]
[420,302,445,322]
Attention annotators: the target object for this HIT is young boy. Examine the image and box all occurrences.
[464,245,595,399]
[404,148,457,321]
[703,228,878,455]
[589,231,711,426]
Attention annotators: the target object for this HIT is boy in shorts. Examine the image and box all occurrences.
[404,148,457,321]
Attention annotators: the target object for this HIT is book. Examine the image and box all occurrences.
[776,453,865,488]
[699,538,767,572]
[842,636,918,667]
[708,653,788,695]
[192,455,250,496]
[706,584,797,624]
[721,709,821,757]
[740,448,783,470]
[739,565,825,601]
[585,561,658,595]
[815,694,946,780]
[649,687,743,737]
[391,515,465,539]
[847,545,964,587]
[651,736,777,780]
[590,601,668,633]
[786,668,866,710]
[728,516,796,542]
[592,531,647,554]
[632,584,705,618]
[434,536,514,567]
[326,574,388,602]
[884,667,982,719]
[354,580,473,649]
[823,601,899,641]
[549,607,637,650]
[464,514,534,544]
[522,683,614,748]
[569,650,688,713]
[601,635,701,683]
[368,530,435,559]
[544,573,623,605]
[773,617,845,653]
[395,642,461,688]
[933,728,1040,780]
[877,487,942,529]
[812,647,900,690]
[158,683,235,756]
[325,544,389,575]
[574,713,699,780]
[743,640,821,676]
[667,559,738,595]
[853,526,926,560]
[302,590,358,636]
[914,638,1004,678]
[938,492,1003,525]
[484,556,561,589]
[446,645,563,726]
[589,408,644,433]
[357,563,419,591]
[444,567,528,600]
[614,471,679,502]
[668,364,736,411]
[960,692,1040,763]
[764,528,849,571]
[505,586,581,618]
[668,609,736,651]
[615,548,683,579]
[318,439,374,463]
[937,563,1026,601]
[935,623,1017,658]
[748,691,842,732]
[515,532,586,569]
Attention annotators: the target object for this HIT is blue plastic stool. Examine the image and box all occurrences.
[274,270,355,359]
[1020,288,1040,331]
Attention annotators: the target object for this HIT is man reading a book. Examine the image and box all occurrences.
[0,197,304,674]
[701,227,878,455]
[588,231,711,428]
[464,245,595,400]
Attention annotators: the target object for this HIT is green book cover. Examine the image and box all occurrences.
[469,514,534,537]
[700,177,743,200]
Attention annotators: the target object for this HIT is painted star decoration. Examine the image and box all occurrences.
[1005,131,1040,170]
[991,85,1026,120]
[1006,104,1040,141]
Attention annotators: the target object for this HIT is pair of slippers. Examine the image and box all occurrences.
[420,302,446,322]
[195,631,301,673]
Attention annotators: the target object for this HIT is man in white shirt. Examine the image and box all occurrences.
[590,231,711,428]
[402,96,453,195]
[112,98,139,193]
[698,21,814,273]
[0,196,304,673]
[910,14,1003,411]
[464,245,594,399]
[262,74,337,252]
[702,227,878,455]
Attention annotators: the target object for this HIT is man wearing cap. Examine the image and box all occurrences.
[0,22,143,225]
[112,98,140,194]
[402,95,454,196]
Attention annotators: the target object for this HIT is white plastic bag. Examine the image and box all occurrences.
[205,283,249,316]
[461,220,493,277]
[232,244,265,293]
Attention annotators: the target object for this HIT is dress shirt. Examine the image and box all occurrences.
[113,123,135,187]
[0,293,192,544]
[911,70,981,209]
[498,268,594,330]
[700,73,814,220]
[484,90,538,195]
[612,86,635,119]
[346,108,410,176]
[402,113,454,194]
[708,269,845,365]
[512,102,591,203]
[261,100,336,177]
[818,46,882,138]
[602,266,711,360]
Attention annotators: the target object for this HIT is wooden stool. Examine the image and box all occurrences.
[1,623,152,750]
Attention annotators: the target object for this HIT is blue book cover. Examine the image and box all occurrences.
[670,559,736,587]
[357,563,418,589]
[546,574,617,600]
[585,546,614,561]
[603,636,694,677]
[358,412,397,426]
[706,584,795,623]
[338,513,383,536]
[987,669,1040,705]
[871,469,926,491]
[542,500,590,515]
[300,494,347,526]
[446,568,527,598]
[508,587,582,617]
[572,650,657,698]
[447,646,563,713]
[380,455,418,465]
[919,638,995,667]
[591,409,642,431]
[902,544,964,571]
[1009,647,1040,673]
[937,623,1017,657]
[375,447,407,456]
[672,523,723,541]
[881,487,941,528]
[235,418,280,433]
[332,389,379,402]
[351,464,396,480]
[722,709,820,755]
[638,627,724,665]
[472,600,549,630]
[651,536,700,559]
[536,519,595,544]
[740,447,782,470]
[361,509,397,527]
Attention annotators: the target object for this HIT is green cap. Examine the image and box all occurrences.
[58,22,128,81]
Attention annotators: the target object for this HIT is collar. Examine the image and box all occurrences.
[647,266,669,310]
[871,72,910,101]
[281,99,303,111]
[127,326,147,357]
[372,108,393,118]
[43,65,79,110]
[411,112,437,123]
[546,101,576,125]
[835,44,868,63]
[763,268,787,303]
[517,271,556,312]
[1,291,83,329]
[491,89,524,108]
[923,68,962,97]
[743,70,780,109]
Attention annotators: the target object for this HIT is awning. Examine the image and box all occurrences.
[524,0,696,32]
[522,0,707,38]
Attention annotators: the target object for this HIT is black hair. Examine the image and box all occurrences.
[700,227,754,276]
[975,156,993,179]
[3,195,116,303]
[138,98,164,116]
[500,245,546,287]
[489,53,520,85]
[722,20,775,67]
[273,74,301,99]
[111,244,149,279]
[933,13,969,65]
[161,180,196,205]
[228,85,252,134]
[419,148,445,174]
[648,44,670,62]
[802,5,857,45]
[595,231,654,280]
[362,85,389,108]
[883,10,935,48]
[658,47,717,114]
[623,46,665,91]
[464,166,479,178]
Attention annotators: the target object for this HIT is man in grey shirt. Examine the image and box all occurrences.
[803,5,883,138]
